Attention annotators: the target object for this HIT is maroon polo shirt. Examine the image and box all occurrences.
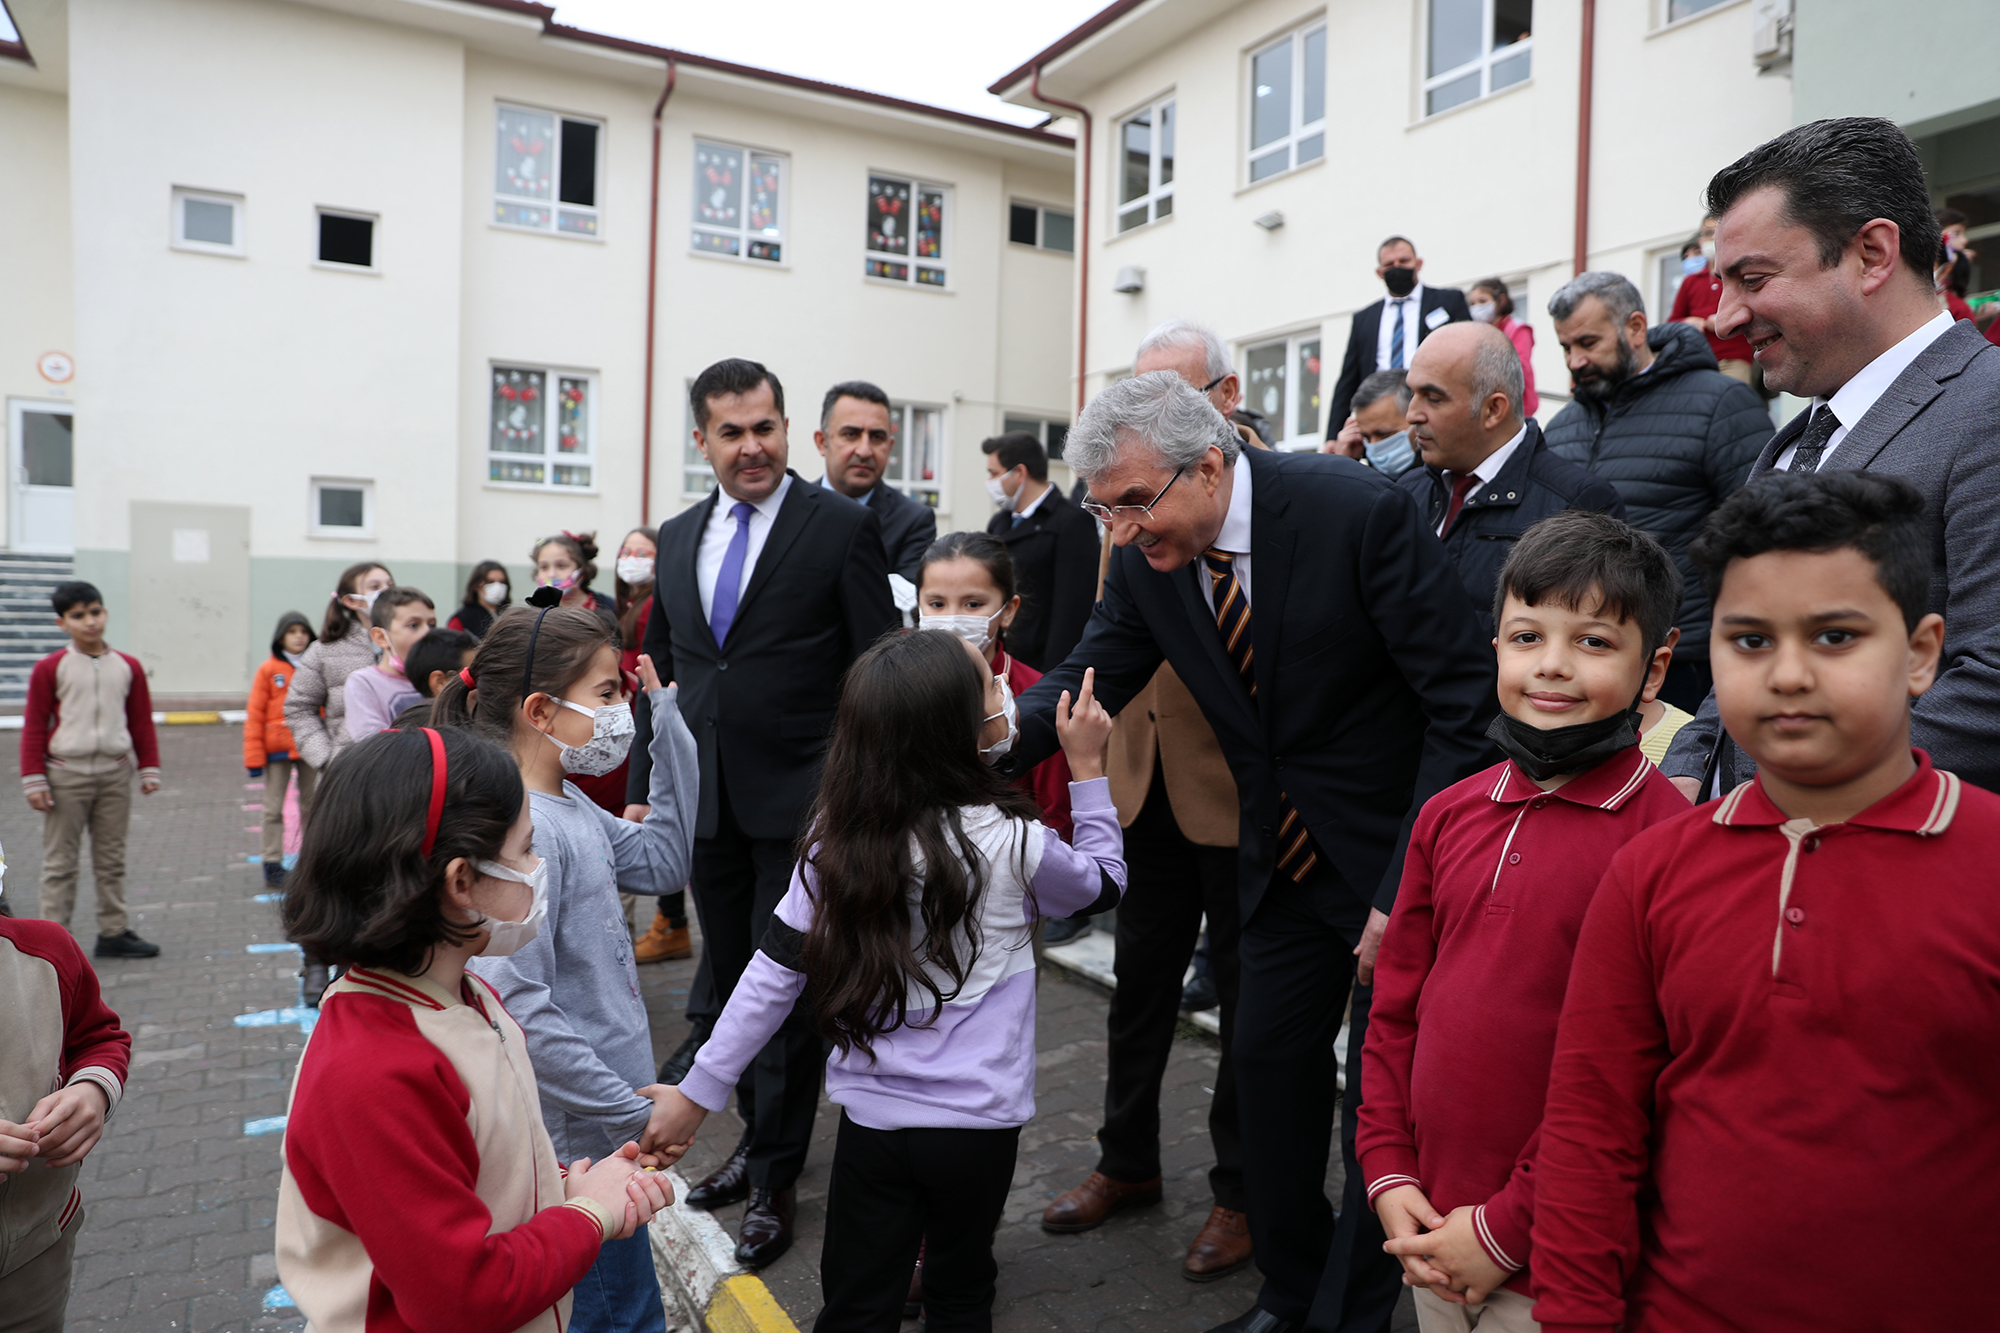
[1531,752,2000,1332]
[1670,269,1756,365]
[1358,746,1689,1294]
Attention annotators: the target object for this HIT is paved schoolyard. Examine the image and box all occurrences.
[0,722,1411,1333]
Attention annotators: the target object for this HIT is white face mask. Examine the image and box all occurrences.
[920,607,1004,654]
[480,581,509,606]
[980,674,1018,764]
[615,555,654,586]
[1468,301,1497,324]
[541,698,635,776]
[473,855,548,957]
[985,473,1015,509]
[342,587,385,614]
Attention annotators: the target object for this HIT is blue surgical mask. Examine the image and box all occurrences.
[1681,253,1708,276]
[1365,431,1417,479]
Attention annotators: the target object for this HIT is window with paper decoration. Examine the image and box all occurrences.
[494,103,602,238]
[866,174,949,289]
[692,139,785,263]
[489,365,596,489]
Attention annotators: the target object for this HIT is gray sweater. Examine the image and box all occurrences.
[469,685,698,1162]
[283,621,379,769]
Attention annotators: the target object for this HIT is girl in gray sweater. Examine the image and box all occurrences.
[284,562,395,770]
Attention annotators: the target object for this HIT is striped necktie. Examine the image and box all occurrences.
[1202,549,1318,883]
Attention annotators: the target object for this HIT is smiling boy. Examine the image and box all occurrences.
[1359,511,1691,1331]
[1529,471,2000,1332]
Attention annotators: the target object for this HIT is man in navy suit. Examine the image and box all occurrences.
[1325,236,1471,436]
[812,380,938,582]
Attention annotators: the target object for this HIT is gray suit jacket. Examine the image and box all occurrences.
[1661,319,2000,791]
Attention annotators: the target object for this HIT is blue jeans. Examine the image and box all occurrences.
[569,1229,666,1333]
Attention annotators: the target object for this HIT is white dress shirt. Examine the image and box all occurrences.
[1774,310,1953,470]
[1198,454,1255,614]
[1012,479,1054,524]
[1438,425,1528,536]
[697,472,793,625]
[820,474,872,504]
[1375,281,1427,372]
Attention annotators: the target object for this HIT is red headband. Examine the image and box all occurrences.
[420,727,447,857]
[459,667,476,689]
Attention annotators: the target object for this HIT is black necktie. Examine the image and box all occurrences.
[1202,549,1318,883]
[1787,404,1841,473]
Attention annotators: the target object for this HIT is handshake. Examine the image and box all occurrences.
[636,1082,709,1167]
[559,1083,709,1242]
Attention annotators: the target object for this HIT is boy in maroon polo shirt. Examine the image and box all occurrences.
[1530,470,2000,1333]
[1360,511,1693,1331]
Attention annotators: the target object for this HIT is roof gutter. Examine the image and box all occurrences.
[1031,66,1092,418]
[640,54,677,526]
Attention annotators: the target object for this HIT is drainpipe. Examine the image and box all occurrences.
[1573,0,1595,276]
[640,55,678,526]
[1031,65,1091,417]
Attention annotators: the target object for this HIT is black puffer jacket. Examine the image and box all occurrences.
[1543,323,1772,657]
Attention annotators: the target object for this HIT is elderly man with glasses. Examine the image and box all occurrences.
[1004,372,1494,1333]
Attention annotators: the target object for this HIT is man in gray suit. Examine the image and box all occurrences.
[1661,117,2000,796]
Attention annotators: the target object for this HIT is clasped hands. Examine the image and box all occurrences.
[1374,1184,1514,1306]
[0,1082,113,1178]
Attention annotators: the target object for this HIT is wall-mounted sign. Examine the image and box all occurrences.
[38,351,75,383]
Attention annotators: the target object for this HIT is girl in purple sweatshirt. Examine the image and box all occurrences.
[652,629,1123,1329]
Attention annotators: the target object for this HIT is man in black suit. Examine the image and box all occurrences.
[627,358,898,1267]
[1325,236,1470,436]
[813,379,937,582]
[1010,373,1495,1333]
[983,430,1100,672]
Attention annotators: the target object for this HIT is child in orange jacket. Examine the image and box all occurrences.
[246,612,316,887]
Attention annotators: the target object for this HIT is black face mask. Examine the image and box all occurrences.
[1486,707,1640,782]
[1383,265,1418,298]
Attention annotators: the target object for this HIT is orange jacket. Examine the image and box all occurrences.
[244,657,303,767]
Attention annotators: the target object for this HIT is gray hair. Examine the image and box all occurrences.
[1353,368,1412,414]
[1135,318,1231,382]
[1066,371,1242,483]
[1469,329,1526,418]
[1547,270,1645,327]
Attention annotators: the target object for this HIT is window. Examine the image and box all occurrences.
[1424,0,1533,117]
[866,176,950,288]
[317,209,375,268]
[886,403,944,507]
[488,365,596,490]
[310,478,374,539]
[1665,0,1732,20]
[1003,415,1071,460]
[1242,333,1324,449]
[1009,202,1075,253]
[1247,24,1326,184]
[692,140,785,263]
[1116,98,1175,233]
[171,187,244,257]
[494,104,601,237]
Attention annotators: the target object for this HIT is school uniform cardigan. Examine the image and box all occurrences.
[1530,752,2000,1333]
[1357,747,1688,1294]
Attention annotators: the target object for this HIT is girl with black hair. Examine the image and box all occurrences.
[647,630,1122,1330]
[450,560,512,639]
[533,532,614,614]
[276,726,674,1333]
[433,601,697,1333]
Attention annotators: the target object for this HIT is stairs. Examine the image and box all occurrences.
[0,553,77,710]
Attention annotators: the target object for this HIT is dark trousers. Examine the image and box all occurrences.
[1233,866,1402,1329]
[1096,770,1244,1209]
[816,1114,1020,1333]
[1657,655,1712,715]
[690,776,823,1192]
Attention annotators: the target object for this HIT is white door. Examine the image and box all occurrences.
[9,400,74,553]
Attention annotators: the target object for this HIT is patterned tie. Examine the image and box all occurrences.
[1787,404,1841,474]
[709,501,756,646]
[1387,299,1408,370]
[1439,472,1478,536]
[1202,549,1319,883]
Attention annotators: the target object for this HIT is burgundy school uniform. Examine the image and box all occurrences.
[1530,751,2000,1333]
[1358,746,1688,1295]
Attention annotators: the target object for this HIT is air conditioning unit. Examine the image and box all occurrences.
[1751,0,1792,70]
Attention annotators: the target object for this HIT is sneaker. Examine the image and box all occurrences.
[1043,916,1092,946]
[634,912,692,964]
[95,930,162,959]
[263,861,288,887]
[302,962,331,1008]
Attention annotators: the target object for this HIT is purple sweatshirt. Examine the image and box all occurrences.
[341,664,420,743]
[678,778,1126,1131]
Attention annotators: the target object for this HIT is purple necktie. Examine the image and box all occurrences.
[710,501,755,646]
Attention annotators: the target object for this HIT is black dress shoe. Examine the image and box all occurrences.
[685,1143,750,1210]
[735,1187,795,1268]
[95,930,161,959]
[1043,916,1092,946]
[1204,1307,1296,1333]
[658,1027,708,1085]
[1181,973,1219,1012]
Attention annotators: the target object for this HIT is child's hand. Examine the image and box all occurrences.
[1373,1184,1453,1292]
[565,1150,648,1239]
[634,655,669,694]
[637,1083,706,1160]
[1055,668,1113,781]
[1382,1204,1514,1304]
[141,778,160,796]
[0,1119,40,1174]
[25,791,53,813]
[25,1083,109,1168]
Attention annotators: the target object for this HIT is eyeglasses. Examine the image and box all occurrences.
[1081,465,1186,525]
[1200,374,1231,394]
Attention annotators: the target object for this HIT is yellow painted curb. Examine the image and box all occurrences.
[704,1274,798,1333]
[161,710,223,725]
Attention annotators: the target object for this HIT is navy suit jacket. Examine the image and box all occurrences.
[1326,285,1471,433]
[855,480,938,582]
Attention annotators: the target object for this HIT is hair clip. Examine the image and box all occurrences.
[526,586,563,609]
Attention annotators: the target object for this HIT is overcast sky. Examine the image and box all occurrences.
[549,0,1104,126]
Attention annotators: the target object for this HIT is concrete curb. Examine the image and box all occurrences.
[0,709,246,730]
[649,1170,800,1333]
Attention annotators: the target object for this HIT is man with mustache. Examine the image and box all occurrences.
[1541,271,1771,713]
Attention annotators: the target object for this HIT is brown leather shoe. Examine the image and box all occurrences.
[634,913,692,963]
[1040,1171,1163,1233]
[1183,1205,1252,1281]
[735,1187,795,1268]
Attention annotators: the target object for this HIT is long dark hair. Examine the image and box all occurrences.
[283,727,523,974]
[432,604,618,739]
[615,526,659,646]
[323,562,393,642]
[463,560,510,611]
[799,630,1041,1059]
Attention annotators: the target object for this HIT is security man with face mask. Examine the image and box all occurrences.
[982,430,1101,673]
[1324,235,1471,438]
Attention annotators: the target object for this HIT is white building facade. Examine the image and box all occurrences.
[0,0,1075,695]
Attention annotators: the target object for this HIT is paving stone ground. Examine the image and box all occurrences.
[1,723,1412,1333]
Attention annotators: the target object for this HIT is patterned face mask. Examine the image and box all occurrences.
[540,699,635,776]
